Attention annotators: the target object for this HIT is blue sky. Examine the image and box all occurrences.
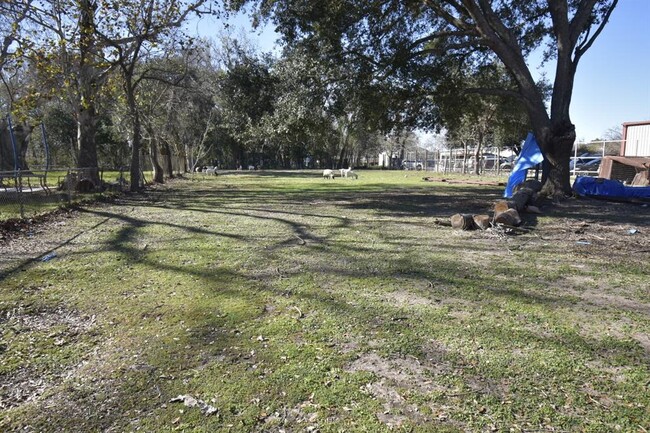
[567,0,650,141]
[192,1,650,142]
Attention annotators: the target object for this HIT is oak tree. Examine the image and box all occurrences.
[232,0,618,196]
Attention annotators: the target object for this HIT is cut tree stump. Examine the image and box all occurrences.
[473,214,491,230]
[493,179,543,226]
[450,213,477,230]
[494,208,522,226]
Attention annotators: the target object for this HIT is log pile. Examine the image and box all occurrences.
[446,179,543,231]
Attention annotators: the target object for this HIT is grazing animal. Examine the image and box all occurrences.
[248,165,255,170]
[322,169,335,179]
[204,166,217,176]
[340,167,352,177]
[346,170,358,179]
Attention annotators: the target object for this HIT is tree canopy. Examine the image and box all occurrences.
[0,0,620,194]
[231,0,618,196]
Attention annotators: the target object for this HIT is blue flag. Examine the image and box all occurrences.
[504,133,544,198]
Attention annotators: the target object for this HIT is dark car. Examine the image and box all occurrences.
[574,157,602,171]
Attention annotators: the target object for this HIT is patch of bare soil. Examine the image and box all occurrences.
[259,399,321,432]
[0,208,78,244]
[0,207,84,275]
[534,197,649,254]
[344,340,457,429]
[0,305,97,411]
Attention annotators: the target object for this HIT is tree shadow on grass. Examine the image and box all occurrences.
[542,196,649,227]
[3,177,650,431]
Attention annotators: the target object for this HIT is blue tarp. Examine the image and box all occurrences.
[573,176,650,200]
[504,133,544,198]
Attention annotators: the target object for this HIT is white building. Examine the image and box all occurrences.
[621,121,650,157]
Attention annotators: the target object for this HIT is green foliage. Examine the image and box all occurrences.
[216,41,277,158]
[232,0,619,195]
[42,105,77,167]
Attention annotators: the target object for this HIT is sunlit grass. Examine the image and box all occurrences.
[1,170,647,432]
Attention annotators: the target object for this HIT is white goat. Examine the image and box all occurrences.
[346,170,358,179]
[322,169,335,179]
[204,166,217,176]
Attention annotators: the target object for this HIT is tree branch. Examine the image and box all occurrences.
[463,86,524,101]
[573,0,618,63]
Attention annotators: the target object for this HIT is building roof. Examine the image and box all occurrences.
[623,120,650,128]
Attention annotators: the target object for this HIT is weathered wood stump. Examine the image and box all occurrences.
[493,179,543,226]
[450,213,477,230]
[473,214,491,230]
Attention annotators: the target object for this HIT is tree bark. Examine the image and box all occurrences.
[77,105,99,182]
[161,140,174,178]
[538,125,576,197]
[125,82,143,192]
[149,137,164,183]
[76,0,100,185]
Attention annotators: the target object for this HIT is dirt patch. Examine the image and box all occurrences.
[0,306,97,411]
[381,289,434,307]
[345,345,453,428]
[0,207,78,244]
[260,399,321,431]
[633,333,650,357]
[4,304,97,333]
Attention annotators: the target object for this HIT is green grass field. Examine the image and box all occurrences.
[0,170,131,221]
[1,170,648,432]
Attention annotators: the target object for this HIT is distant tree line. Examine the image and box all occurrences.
[0,1,617,196]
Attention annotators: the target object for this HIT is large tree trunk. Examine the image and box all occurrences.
[125,84,143,192]
[538,121,576,198]
[337,134,348,169]
[149,138,164,183]
[144,122,164,183]
[161,140,174,178]
[77,105,99,183]
[76,0,100,186]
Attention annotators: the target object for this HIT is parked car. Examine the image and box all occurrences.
[466,154,511,170]
[402,160,424,170]
[570,153,601,171]
[402,160,435,170]
[574,157,602,172]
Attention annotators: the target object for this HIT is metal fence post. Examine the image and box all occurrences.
[17,169,25,219]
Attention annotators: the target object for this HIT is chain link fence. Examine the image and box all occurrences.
[0,167,128,221]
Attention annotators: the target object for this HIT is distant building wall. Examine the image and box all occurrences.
[622,121,650,157]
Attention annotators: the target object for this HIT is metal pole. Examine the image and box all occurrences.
[41,123,51,171]
[573,140,578,177]
[7,115,19,172]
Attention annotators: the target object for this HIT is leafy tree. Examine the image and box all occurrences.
[0,1,32,71]
[232,0,618,197]
[92,0,210,190]
[16,0,115,183]
[13,0,209,189]
[215,38,277,167]
[441,63,532,174]
[42,104,78,167]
